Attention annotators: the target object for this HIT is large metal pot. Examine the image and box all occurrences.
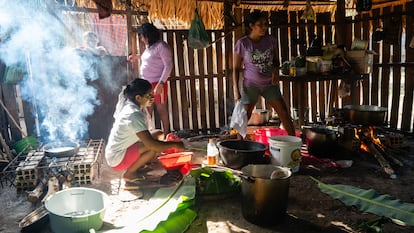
[343,105,387,125]
[303,127,338,157]
[241,165,291,226]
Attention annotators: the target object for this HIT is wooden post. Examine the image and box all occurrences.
[126,0,133,82]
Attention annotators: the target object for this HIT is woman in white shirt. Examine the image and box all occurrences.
[105,78,184,185]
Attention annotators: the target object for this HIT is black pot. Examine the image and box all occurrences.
[217,140,268,169]
[304,127,338,157]
[343,105,387,126]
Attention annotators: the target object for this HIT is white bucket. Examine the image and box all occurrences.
[268,136,303,173]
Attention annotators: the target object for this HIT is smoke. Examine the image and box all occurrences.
[0,1,100,143]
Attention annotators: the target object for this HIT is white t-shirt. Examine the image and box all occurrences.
[105,96,150,167]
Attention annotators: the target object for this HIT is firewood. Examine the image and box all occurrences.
[27,178,46,203]
[41,177,59,203]
[372,141,404,167]
[366,141,396,178]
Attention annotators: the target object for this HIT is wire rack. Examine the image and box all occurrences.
[0,139,105,191]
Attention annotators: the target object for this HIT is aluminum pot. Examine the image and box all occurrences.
[303,127,338,157]
[343,105,387,125]
[241,165,291,226]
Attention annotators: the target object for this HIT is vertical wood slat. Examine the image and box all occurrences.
[206,40,215,129]
[380,7,392,109]
[187,35,199,130]
[319,13,332,121]
[402,1,414,131]
[389,5,403,128]
[272,11,291,110]
[215,31,226,127]
[166,31,180,131]
[289,11,299,118]
[176,31,190,130]
[198,48,207,131]
[367,9,381,105]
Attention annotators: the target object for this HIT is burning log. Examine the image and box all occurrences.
[27,178,46,203]
[41,176,59,203]
[363,139,396,178]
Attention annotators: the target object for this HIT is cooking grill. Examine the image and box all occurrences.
[0,139,105,191]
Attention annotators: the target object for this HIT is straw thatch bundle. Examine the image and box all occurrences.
[74,0,409,29]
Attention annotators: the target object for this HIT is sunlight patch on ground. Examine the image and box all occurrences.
[330,221,354,232]
[207,220,251,233]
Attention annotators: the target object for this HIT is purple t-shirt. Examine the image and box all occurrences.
[234,35,277,87]
[140,40,173,83]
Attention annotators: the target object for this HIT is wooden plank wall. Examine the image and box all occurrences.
[349,1,414,132]
[1,3,413,148]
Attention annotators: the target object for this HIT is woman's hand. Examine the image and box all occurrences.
[154,82,164,96]
[127,54,140,62]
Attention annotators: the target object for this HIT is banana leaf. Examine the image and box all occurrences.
[310,176,414,226]
[103,176,196,233]
[140,208,197,233]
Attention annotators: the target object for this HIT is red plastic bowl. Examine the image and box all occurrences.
[158,152,193,170]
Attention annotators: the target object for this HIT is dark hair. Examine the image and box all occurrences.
[244,11,268,30]
[123,78,152,102]
[138,23,161,47]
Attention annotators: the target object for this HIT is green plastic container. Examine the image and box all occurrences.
[12,135,38,154]
[45,187,109,233]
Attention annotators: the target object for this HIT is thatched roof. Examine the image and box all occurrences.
[74,0,410,29]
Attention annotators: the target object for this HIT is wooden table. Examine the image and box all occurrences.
[279,73,369,127]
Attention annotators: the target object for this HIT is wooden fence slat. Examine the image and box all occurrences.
[206,42,215,129]
[166,31,180,131]
[215,31,226,127]
[390,5,403,128]
[198,49,207,131]
[401,1,414,131]
[380,7,393,110]
[176,31,190,130]
[187,34,199,130]
[367,9,381,105]
[272,11,291,111]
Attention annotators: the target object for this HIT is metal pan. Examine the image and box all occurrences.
[43,141,79,158]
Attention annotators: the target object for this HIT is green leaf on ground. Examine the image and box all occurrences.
[310,176,414,226]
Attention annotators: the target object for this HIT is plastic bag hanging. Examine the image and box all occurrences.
[188,8,211,49]
[230,101,247,138]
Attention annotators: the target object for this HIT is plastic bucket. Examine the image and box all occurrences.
[241,164,292,226]
[254,128,300,155]
[268,136,303,172]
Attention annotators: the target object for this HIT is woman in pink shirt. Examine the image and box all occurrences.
[129,23,172,136]
[233,11,295,136]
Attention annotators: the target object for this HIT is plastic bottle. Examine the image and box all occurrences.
[207,138,218,165]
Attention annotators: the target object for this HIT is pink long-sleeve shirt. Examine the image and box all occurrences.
[139,40,173,83]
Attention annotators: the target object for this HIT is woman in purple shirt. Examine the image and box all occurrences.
[129,23,172,136]
[233,11,295,136]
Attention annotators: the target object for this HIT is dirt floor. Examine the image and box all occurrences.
[1,129,414,233]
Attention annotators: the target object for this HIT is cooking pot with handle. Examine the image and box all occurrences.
[343,105,387,126]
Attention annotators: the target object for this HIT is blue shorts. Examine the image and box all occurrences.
[240,85,283,105]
